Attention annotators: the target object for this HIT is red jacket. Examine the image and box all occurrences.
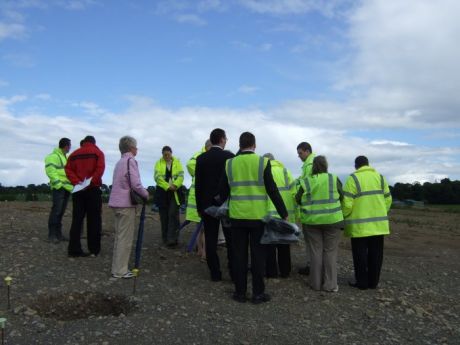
[65,142,105,188]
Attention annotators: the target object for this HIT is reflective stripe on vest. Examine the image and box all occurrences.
[227,155,268,220]
[344,174,385,199]
[345,216,388,225]
[302,174,339,208]
[228,156,265,187]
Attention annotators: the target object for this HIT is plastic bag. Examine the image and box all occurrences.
[204,200,229,219]
[260,216,300,245]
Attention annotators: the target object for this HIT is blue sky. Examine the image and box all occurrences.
[1,0,459,187]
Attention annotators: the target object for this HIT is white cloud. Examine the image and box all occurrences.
[238,0,349,16]
[35,93,51,100]
[72,101,109,116]
[238,85,259,94]
[370,140,411,147]
[175,13,207,26]
[0,22,26,41]
[339,0,460,126]
[1,95,459,188]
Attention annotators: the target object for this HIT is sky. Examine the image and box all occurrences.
[1,0,459,188]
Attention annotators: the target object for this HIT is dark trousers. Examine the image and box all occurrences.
[68,188,102,255]
[351,235,384,289]
[231,223,266,296]
[266,244,291,278]
[48,189,70,240]
[159,194,179,245]
[202,214,233,281]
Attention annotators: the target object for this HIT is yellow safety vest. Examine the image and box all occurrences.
[154,157,184,205]
[342,166,392,237]
[299,173,343,225]
[266,160,296,222]
[226,154,268,220]
[185,148,206,222]
[44,148,73,192]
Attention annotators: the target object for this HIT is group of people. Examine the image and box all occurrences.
[44,129,392,302]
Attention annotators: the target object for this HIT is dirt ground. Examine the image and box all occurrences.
[0,201,459,345]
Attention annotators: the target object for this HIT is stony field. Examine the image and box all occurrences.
[0,201,459,345]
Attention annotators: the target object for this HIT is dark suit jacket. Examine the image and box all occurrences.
[195,146,235,214]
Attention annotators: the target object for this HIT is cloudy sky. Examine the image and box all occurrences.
[1,0,459,188]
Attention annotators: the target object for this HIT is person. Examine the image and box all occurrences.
[342,156,392,290]
[185,139,212,260]
[296,155,344,292]
[296,141,315,275]
[195,129,235,281]
[154,146,184,247]
[263,153,296,278]
[44,138,73,243]
[108,136,149,278]
[65,135,105,257]
[220,132,288,304]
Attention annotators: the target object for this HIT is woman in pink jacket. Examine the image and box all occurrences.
[108,136,149,278]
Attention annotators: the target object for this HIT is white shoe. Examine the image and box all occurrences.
[112,271,134,279]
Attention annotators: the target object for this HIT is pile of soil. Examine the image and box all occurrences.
[0,201,459,344]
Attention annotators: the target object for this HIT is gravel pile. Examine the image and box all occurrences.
[0,202,459,345]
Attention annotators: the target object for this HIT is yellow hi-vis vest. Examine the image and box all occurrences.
[185,148,206,222]
[154,157,184,205]
[226,154,268,220]
[299,173,343,225]
[342,166,392,238]
[266,160,296,222]
[44,148,73,192]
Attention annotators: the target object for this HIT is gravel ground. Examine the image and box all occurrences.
[1,201,459,345]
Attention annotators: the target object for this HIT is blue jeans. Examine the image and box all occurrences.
[48,188,70,240]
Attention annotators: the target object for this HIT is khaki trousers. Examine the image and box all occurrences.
[111,207,136,276]
[305,226,340,291]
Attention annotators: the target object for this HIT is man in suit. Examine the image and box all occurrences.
[195,128,235,282]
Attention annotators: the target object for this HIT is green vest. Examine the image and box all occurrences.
[185,148,206,222]
[266,160,296,222]
[226,154,268,220]
[44,148,73,192]
[299,173,343,225]
[342,166,392,238]
[154,157,184,205]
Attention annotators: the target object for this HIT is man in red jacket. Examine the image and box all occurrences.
[65,135,105,257]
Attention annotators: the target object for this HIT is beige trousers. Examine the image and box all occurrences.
[305,226,341,291]
[111,207,136,276]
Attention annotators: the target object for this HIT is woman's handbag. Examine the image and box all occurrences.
[127,158,145,205]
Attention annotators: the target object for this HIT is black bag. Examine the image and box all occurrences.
[127,158,145,205]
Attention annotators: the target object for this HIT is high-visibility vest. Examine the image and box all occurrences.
[299,173,343,225]
[226,154,268,220]
[342,166,392,238]
[154,157,184,205]
[266,160,296,222]
[44,148,73,192]
[185,148,206,222]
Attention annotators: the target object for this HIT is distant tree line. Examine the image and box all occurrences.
[1,179,459,204]
[390,178,460,204]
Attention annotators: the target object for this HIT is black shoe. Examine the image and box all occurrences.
[68,252,90,258]
[251,293,271,304]
[232,293,247,303]
[211,274,222,282]
[348,281,368,290]
[298,266,310,275]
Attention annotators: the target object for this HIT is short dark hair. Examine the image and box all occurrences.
[297,142,312,152]
[312,155,328,174]
[355,156,369,169]
[210,128,226,145]
[80,139,85,147]
[162,145,172,153]
[59,138,71,148]
[239,132,255,149]
[84,135,96,144]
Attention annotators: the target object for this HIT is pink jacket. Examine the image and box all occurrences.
[108,152,149,208]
